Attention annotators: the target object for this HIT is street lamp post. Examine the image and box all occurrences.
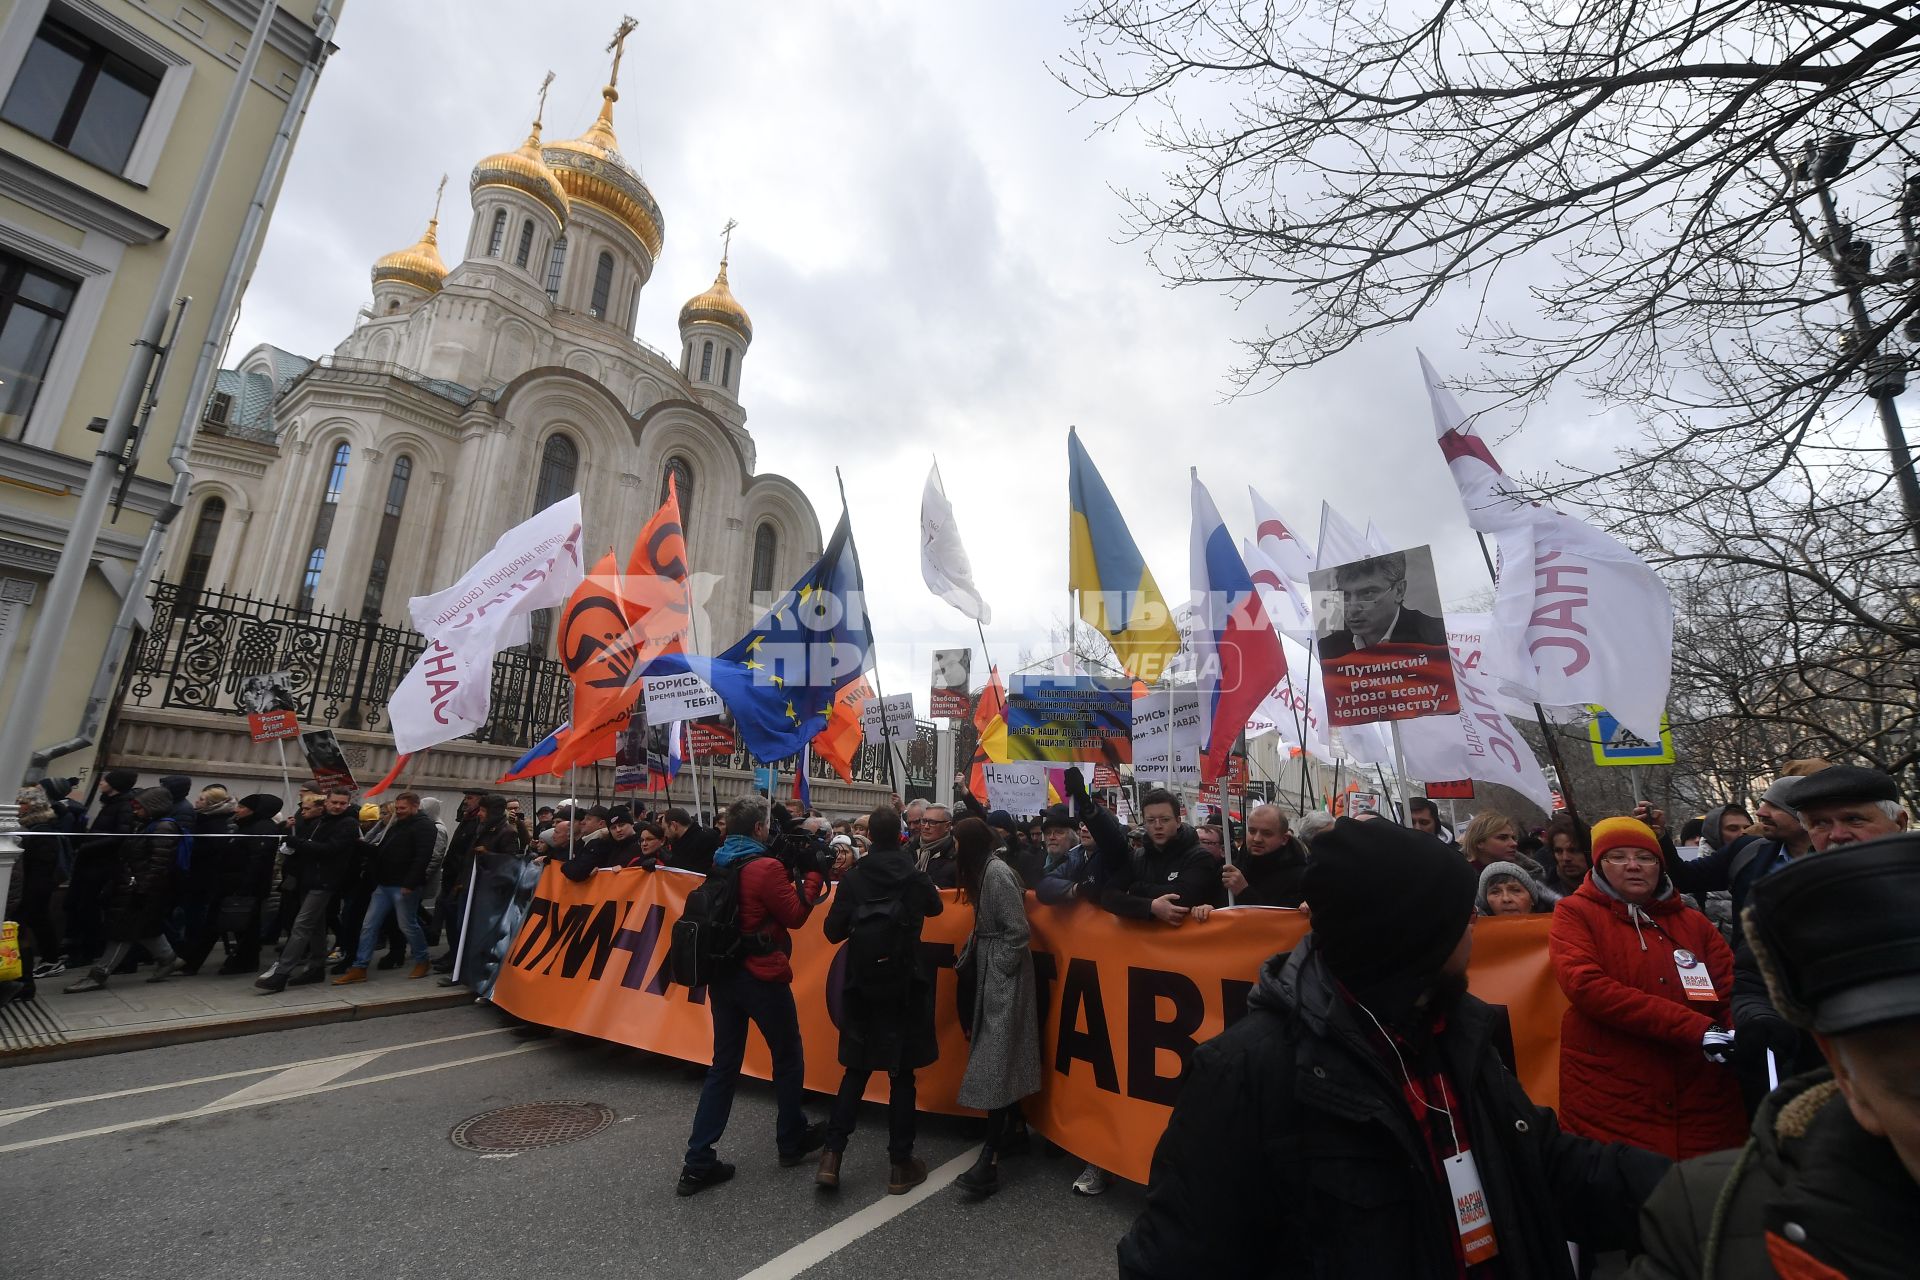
[1798,134,1920,553]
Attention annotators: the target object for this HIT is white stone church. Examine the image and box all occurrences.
[175,57,822,654]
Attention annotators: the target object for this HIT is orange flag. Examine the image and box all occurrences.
[545,480,691,774]
[973,665,1005,736]
[812,675,872,783]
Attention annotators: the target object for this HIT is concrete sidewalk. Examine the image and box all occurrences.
[0,960,475,1065]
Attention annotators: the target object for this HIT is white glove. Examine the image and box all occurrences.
[1702,1026,1736,1065]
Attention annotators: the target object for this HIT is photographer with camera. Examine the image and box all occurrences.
[677,795,828,1196]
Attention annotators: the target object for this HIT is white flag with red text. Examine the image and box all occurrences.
[1397,613,1554,813]
[389,495,586,754]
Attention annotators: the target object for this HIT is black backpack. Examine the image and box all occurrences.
[668,854,766,988]
[845,884,916,999]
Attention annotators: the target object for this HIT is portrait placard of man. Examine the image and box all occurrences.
[1309,546,1460,725]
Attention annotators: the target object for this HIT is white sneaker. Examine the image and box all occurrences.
[1072,1163,1110,1196]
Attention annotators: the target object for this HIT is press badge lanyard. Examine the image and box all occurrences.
[1357,1001,1502,1265]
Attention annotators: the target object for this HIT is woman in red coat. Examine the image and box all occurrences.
[1549,816,1746,1161]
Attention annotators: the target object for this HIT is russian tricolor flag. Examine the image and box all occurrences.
[1189,472,1287,787]
[498,722,568,784]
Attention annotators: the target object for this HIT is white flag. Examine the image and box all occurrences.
[1397,613,1555,813]
[1248,485,1317,587]
[1242,537,1315,646]
[1421,353,1672,740]
[920,461,991,624]
[389,495,586,754]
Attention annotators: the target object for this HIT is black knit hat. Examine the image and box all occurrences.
[103,768,139,793]
[1303,816,1478,1008]
[1745,833,1920,1035]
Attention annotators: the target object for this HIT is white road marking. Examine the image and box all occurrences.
[0,1043,551,1154]
[0,1026,513,1120]
[733,1146,982,1280]
[195,1052,382,1110]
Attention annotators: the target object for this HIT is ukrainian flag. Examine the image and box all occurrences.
[1068,428,1180,681]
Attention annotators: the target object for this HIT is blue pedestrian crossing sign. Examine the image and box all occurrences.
[1587,706,1675,766]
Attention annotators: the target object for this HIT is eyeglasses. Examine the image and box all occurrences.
[1600,852,1661,868]
[917,818,949,827]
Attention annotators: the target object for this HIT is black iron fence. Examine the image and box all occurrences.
[126,580,904,786]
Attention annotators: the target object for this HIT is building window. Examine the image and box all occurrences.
[699,340,713,381]
[296,442,350,610]
[514,218,534,268]
[751,522,777,596]
[487,209,507,256]
[534,434,578,512]
[661,456,692,524]
[205,392,232,424]
[721,347,733,388]
[176,497,225,612]
[545,235,567,300]
[589,252,614,318]
[0,247,79,440]
[0,16,160,173]
[361,454,412,616]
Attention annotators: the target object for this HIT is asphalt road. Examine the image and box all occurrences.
[2,1005,1141,1278]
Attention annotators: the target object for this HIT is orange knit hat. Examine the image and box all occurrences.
[1590,816,1661,859]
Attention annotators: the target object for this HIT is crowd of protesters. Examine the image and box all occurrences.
[6,753,1915,1276]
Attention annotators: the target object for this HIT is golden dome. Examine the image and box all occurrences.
[679,256,751,343]
[542,85,666,261]
[371,216,447,295]
[470,122,570,229]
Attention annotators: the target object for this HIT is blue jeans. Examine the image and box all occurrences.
[683,969,808,1171]
[354,885,428,968]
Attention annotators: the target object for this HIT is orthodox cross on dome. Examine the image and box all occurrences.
[606,15,638,89]
[431,173,446,223]
[534,69,555,129]
[720,217,737,265]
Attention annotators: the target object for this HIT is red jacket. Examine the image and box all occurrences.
[734,854,821,984]
[1548,876,1747,1161]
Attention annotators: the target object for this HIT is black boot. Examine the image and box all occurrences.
[954,1144,998,1197]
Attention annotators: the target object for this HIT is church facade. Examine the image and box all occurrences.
[175,55,822,657]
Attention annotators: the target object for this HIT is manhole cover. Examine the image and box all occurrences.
[450,1101,615,1153]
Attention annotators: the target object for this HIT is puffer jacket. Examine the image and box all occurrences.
[1120,939,1670,1278]
[1549,873,1748,1160]
[1097,822,1221,918]
[1628,1069,1920,1280]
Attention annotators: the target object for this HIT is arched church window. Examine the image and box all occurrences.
[545,235,567,301]
[751,522,777,596]
[177,497,225,612]
[699,341,713,381]
[514,218,535,268]
[661,456,693,525]
[297,442,350,610]
[722,347,733,388]
[534,435,578,512]
[362,454,412,616]
[590,252,614,318]
[487,209,507,257]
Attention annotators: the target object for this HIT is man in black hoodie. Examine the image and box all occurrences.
[1120,817,1670,1277]
[258,787,359,991]
[816,806,944,1195]
[65,768,139,967]
[1095,788,1221,926]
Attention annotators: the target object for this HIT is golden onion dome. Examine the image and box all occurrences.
[470,123,570,229]
[542,85,666,262]
[371,216,447,294]
[678,256,751,344]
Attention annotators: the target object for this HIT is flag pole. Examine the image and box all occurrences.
[1472,532,1585,830]
[1389,721,1410,822]
[835,467,899,798]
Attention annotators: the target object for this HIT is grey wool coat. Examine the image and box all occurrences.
[957,855,1042,1110]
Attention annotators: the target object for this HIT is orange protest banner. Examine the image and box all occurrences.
[489,866,1566,1184]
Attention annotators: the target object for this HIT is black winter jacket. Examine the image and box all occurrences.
[1098,823,1221,919]
[666,824,720,875]
[1629,1069,1920,1280]
[823,848,944,1072]
[284,811,361,894]
[371,813,438,889]
[225,812,282,900]
[1228,840,1308,908]
[76,790,136,860]
[1120,940,1670,1279]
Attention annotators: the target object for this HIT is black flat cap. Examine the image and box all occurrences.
[1788,765,1900,811]
[1745,833,1920,1035]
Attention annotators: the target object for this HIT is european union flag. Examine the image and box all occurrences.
[652,512,872,763]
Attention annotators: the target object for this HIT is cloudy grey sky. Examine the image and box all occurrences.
[232,0,1624,708]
